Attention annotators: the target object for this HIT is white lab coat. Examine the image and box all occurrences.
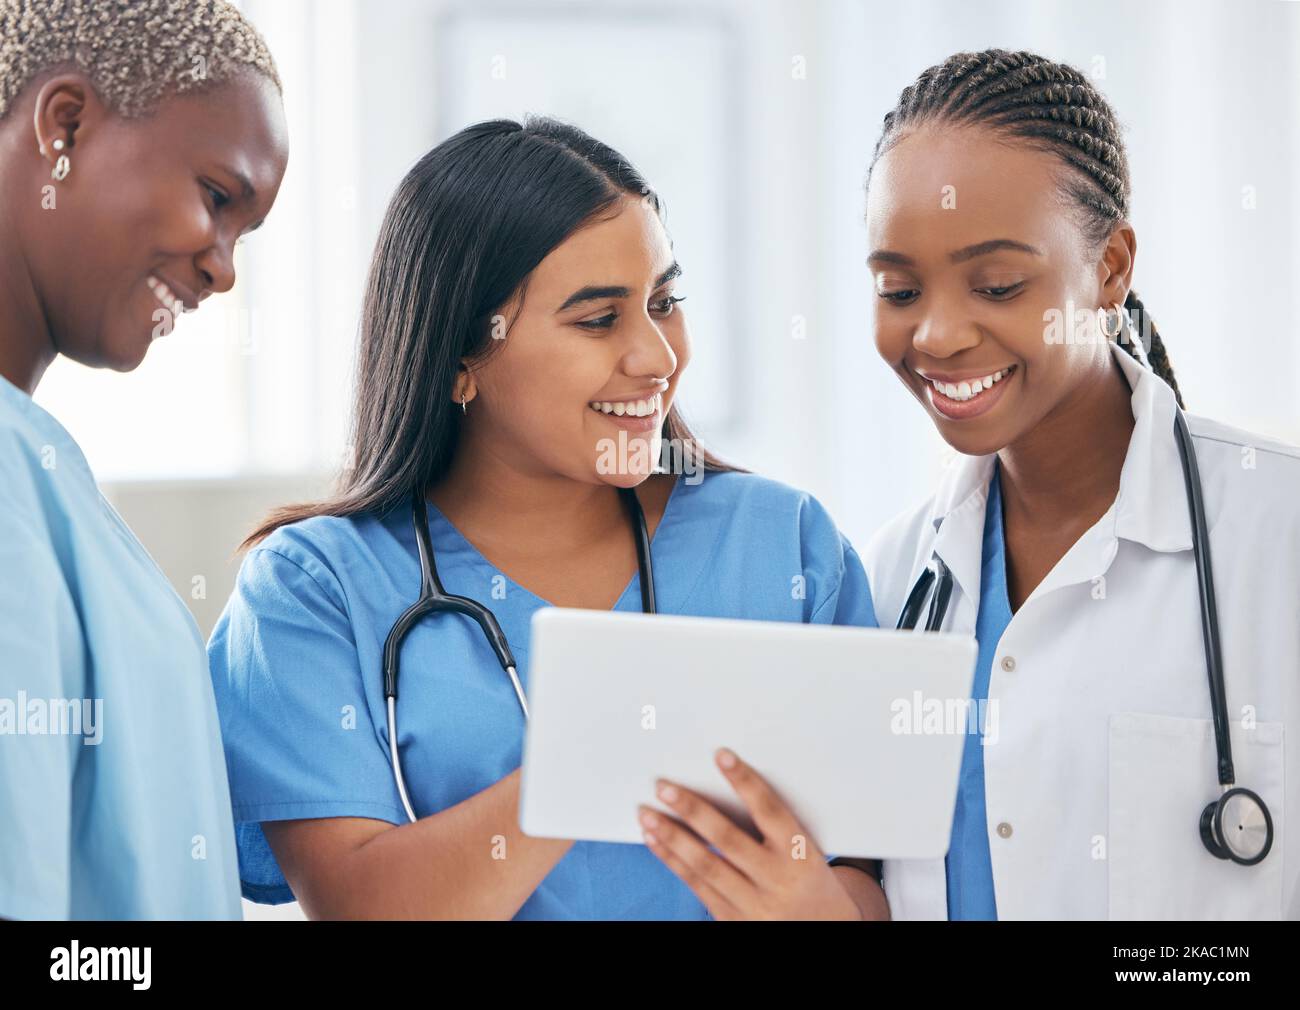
[861,341,1300,920]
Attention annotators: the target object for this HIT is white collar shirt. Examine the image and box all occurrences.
[861,341,1300,920]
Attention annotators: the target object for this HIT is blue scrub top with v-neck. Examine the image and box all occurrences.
[207,470,877,918]
[944,459,1012,920]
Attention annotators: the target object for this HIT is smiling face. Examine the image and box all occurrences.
[22,71,288,372]
[866,125,1131,457]
[459,193,688,487]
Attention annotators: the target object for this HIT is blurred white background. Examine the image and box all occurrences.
[30,0,1300,919]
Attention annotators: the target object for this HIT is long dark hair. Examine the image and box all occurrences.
[868,49,1184,407]
[244,116,740,548]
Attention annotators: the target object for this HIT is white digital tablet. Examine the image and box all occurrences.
[518,608,978,859]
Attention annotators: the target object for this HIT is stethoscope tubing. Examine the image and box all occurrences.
[383,486,655,823]
[896,410,1273,864]
[1172,409,1234,786]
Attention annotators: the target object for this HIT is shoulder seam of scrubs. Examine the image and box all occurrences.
[253,545,348,612]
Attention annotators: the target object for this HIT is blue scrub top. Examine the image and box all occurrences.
[945,460,1011,920]
[207,470,877,919]
[0,375,242,920]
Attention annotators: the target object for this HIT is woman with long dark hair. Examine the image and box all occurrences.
[862,49,1300,919]
[208,117,887,920]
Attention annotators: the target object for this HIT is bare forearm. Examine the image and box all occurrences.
[301,769,572,919]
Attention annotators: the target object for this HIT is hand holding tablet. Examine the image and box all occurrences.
[520,609,978,859]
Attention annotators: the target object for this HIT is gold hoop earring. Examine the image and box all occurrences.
[51,138,70,182]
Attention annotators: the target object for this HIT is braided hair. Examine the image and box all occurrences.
[868,48,1184,408]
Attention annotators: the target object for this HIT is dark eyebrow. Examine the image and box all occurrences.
[866,249,916,267]
[558,284,629,311]
[867,239,1043,268]
[949,238,1042,263]
[654,262,682,288]
[557,261,681,311]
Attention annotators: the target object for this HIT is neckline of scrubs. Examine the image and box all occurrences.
[420,473,684,613]
[0,370,92,476]
[0,371,189,595]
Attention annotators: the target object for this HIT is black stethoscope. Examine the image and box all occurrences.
[898,410,1274,867]
[381,487,657,822]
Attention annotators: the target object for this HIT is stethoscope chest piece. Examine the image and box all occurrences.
[1199,787,1274,865]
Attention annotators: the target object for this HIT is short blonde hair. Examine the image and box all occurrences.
[0,0,281,121]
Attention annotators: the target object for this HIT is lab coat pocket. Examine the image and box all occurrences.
[1108,712,1283,920]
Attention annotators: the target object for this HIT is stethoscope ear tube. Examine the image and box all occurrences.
[923,557,952,632]
[895,558,952,632]
[383,597,437,699]
[620,486,656,613]
[896,565,936,630]
[386,496,521,699]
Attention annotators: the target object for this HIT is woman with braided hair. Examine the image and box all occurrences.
[861,49,1299,920]
[0,1,287,918]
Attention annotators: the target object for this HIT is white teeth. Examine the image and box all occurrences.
[931,368,1011,402]
[589,392,663,417]
[147,275,184,318]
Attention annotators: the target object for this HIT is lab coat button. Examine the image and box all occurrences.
[996,822,1013,838]
[1000,656,1016,672]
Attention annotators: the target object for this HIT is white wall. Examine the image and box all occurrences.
[817,0,1300,550]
